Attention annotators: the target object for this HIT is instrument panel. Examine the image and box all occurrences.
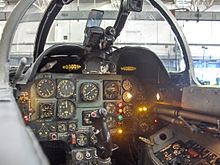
[17,73,147,144]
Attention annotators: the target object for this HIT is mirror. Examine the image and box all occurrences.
[86,9,104,28]
[123,0,143,12]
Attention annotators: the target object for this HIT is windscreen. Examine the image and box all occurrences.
[8,0,186,73]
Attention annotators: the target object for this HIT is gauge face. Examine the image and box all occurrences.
[104,81,120,100]
[57,123,67,133]
[123,105,133,117]
[80,82,99,102]
[57,100,76,119]
[77,133,88,146]
[122,79,132,91]
[68,122,77,132]
[122,91,133,103]
[90,134,98,145]
[57,80,75,98]
[105,102,116,114]
[36,79,56,98]
[39,103,55,119]
[106,116,116,129]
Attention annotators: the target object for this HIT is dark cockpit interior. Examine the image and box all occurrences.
[3,0,220,165]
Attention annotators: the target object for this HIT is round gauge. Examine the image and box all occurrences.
[57,123,67,133]
[57,80,75,98]
[104,81,120,100]
[122,91,133,103]
[68,122,77,132]
[105,102,116,114]
[39,103,55,119]
[57,100,76,119]
[106,116,117,129]
[80,82,99,102]
[77,133,88,146]
[122,79,132,91]
[123,105,133,117]
[90,134,98,145]
[36,79,56,98]
[48,124,56,132]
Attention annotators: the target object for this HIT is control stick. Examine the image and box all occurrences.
[90,108,112,160]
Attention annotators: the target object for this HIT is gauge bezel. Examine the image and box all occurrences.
[57,99,76,119]
[80,82,99,102]
[104,102,117,114]
[36,78,56,98]
[39,102,55,119]
[76,133,88,147]
[57,79,75,98]
[103,80,121,100]
[122,79,132,91]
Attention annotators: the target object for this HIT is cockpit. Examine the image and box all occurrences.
[1,0,220,165]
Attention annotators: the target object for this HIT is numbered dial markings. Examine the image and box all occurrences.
[122,79,132,91]
[57,100,76,119]
[57,80,75,98]
[104,81,121,100]
[76,133,88,146]
[105,102,116,114]
[80,82,99,102]
[36,79,56,98]
[39,103,55,119]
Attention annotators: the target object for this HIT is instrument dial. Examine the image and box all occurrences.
[122,91,133,103]
[106,116,116,129]
[123,105,133,117]
[57,100,76,119]
[57,123,67,133]
[68,122,77,132]
[104,81,120,100]
[36,79,56,98]
[80,82,99,102]
[122,79,132,91]
[105,102,116,114]
[57,80,75,98]
[76,133,88,146]
[39,103,55,119]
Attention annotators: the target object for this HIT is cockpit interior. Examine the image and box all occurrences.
[1,0,220,165]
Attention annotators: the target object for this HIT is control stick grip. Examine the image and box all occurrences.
[90,108,112,159]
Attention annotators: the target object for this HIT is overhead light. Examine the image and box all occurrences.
[0,0,5,8]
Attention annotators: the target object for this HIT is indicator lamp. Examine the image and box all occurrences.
[118,102,123,108]
[118,109,123,114]
[138,107,143,112]
[143,107,147,111]
[117,115,123,121]
[154,119,158,123]
[117,128,123,134]
[156,93,161,101]
[23,115,29,124]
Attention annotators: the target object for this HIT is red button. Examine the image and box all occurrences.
[188,148,199,158]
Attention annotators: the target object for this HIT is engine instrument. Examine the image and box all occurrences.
[36,79,56,98]
[77,133,88,146]
[80,82,99,102]
[39,103,55,119]
[57,100,76,119]
[105,102,116,114]
[57,80,75,98]
[104,81,121,100]
[122,91,133,103]
[122,79,132,91]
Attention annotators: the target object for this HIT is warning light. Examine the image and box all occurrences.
[23,115,29,124]
[118,109,123,114]
[138,107,143,112]
[156,93,161,101]
[117,115,123,121]
[154,119,158,123]
[143,107,147,111]
[118,102,123,108]
[117,128,123,134]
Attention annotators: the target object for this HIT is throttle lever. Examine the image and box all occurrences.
[90,108,112,160]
